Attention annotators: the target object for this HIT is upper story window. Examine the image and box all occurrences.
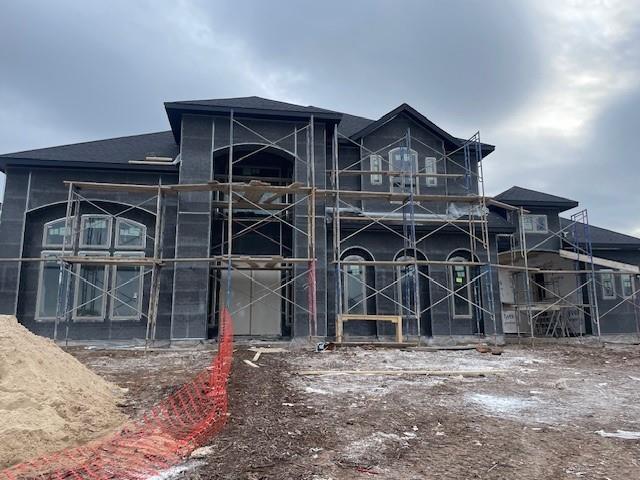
[522,214,548,234]
[43,218,73,247]
[621,274,635,298]
[369,154,383,186]
[600,271,616,300]
[115,218,146,249]
[389,147,418,196]
[80,215,112,248]
[424,157,437,187]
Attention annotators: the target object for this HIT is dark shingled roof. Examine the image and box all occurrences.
[495,186,578,211]
[560,217,640,248]
[167,96,340,115]
[0,131,179,171]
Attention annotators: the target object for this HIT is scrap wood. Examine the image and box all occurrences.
[243,359,259,368]
[248,346,288,362]
[297,369,506,377]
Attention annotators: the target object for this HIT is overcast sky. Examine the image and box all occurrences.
[1,0,639,235]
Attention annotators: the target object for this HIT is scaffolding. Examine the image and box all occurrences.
[498,207,640,340]
[330,124,500,345]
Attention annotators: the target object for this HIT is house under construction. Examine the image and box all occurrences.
[0,97,638,343]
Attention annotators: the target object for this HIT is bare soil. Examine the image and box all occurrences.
[71,343,640,479]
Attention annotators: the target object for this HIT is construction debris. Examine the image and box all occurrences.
[297,369,506,377]
[243,359,259,368]
[0,315,126,468]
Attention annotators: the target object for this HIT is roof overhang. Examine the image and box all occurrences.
[164,102,343,144]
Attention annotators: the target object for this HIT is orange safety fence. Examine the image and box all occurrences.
[1,307,234,480]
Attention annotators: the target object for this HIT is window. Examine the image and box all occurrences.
[424,157,437,187]
[389,147,418,198]
[115,218,146,249]
[111,252,144,320]
[43,218,73,248]
[450,257,472,318]
[600,271,616,300]
[80,215,112,248]
[522,214,548,233]
[35,251,62,320]
[343,255,367,314]
[73,252,109,320]
[396,256,417,317]
[621,274,635,298]
[370,154,383,186]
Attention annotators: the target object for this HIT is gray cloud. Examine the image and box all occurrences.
[0,0,638,236]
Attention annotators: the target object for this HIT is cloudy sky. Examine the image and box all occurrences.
[1,0,639,235]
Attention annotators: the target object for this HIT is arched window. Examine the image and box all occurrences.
[42,218,72,247]
[115,218,146,249]
[449,255,473,318]
[343,255,367,314]
[388,147,419,197]
[396,256,417,317]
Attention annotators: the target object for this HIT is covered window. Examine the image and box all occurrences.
[80,215,112,248]
[73,252,109,320]
[621,274,635,298]
[343,255,367,314]
[115,218,146,249]
[43,218,72,247]
[450,257,473,318]
[389,147,418,197]
[370,154,383,185]
[424,157,437,187]
[396,256,417,317]
[36,251,61,320]
[600,271,616,300]
[522,214,548,233]
[111,252,144,320]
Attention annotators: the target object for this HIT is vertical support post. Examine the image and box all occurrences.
[54,182,75,341]
[226,110,234,307]
[307,115,317,339]
[519,207,535,345]
[333,123,343,328]
[146,182,164,347]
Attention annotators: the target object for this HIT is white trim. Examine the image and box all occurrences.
[599,270,616,300]
[110,251,145,321]
[448,255,473,319]
[42,217,74,248]
[522,214,548,234]
[114,218,147,249]
[370,154,383,185]
[35,250,62,322]
[342,254,367,315]
[72,251,110,322]
[620,274,635,299]
[388,147,419,203]
[395,255,417,318]
[558,249,640,274]
[424,156,437,187]
[79,214,112,249]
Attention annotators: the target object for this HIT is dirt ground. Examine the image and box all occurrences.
[70,342,640,479]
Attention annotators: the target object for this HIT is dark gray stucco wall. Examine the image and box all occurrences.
[0,165,177,340]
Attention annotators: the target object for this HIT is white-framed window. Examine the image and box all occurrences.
[343,255,367,314]
[424,157,437,187]
[621,274,635,298]
[600,271,616,300]
[115,218,146,249]
[389,147,419,200]
[396,256,417,317]
[522,214,548,234]
[42,218,73,248]
[370,154,383,186]
[73,251,109,321]
[80,215,112,248]
[35,251,62,321]
[450,257,473,318]
[111,252,144,321]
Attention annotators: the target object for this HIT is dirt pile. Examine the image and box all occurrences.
[0,315,127,468]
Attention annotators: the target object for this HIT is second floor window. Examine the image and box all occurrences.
[522,214,548,234]
[600,271,616,299]
[424,157,437,187]
[389,147,418,197]
[370,154,383,186]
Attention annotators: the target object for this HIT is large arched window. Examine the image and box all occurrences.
[343,255,367,314]
[396,255,418,317]
[388,147,419,197]
[447,251,476,319]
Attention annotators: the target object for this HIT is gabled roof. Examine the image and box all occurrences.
[346,103,495,156]
[495,186,578,211]
[164,96,343,142]
[0,131,178,171]
[560,218,640,249]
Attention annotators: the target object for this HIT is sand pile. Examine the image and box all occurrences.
[0,315,127,468]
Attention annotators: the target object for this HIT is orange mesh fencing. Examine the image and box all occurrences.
[1,307,234,480]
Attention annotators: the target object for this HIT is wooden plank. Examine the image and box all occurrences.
[243,359,259,368]
[297,369,506,377]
